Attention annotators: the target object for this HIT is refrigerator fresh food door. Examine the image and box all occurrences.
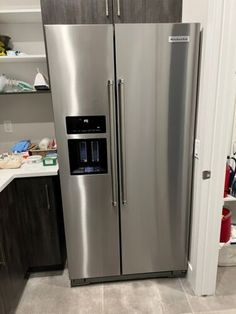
[45,25,120,281]
[115,23,200,275]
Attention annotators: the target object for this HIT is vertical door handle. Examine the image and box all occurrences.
[117,0,121,16]
[105,0,109,16]
[0,242,6,267]
[118,79,127,205]
[45,184,51,210]
[108,80,118,207]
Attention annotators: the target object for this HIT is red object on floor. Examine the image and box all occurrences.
[224,164,230,197]
[220,208,232,243]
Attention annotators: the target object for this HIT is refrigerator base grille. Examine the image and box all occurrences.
[70,270,187,287]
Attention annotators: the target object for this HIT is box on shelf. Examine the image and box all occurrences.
[29,149,57,158]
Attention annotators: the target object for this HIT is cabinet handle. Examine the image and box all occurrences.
[117,0,121,16]
[105,0,109,16]
[45,184,51,210]
[0,242,6,267]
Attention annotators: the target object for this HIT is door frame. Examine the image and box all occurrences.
[183,0,236,295]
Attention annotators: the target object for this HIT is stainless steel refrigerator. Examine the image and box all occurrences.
[45,23,200,286]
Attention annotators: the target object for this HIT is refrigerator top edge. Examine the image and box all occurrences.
[44,24,114,29]
[115,22,201,26]
[44,23,201,28]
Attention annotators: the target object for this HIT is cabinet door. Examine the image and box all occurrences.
[16,176,65,270]
[0,244,8,314]
[0,220,8,314]
[0,184,27,314]
[113,0,182,23]
[0,289,5,314]
[41,0,113,24]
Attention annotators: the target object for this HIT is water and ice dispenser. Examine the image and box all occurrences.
[66,116,108,175]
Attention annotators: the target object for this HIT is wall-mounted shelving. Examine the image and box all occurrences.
[0,90,50,95]
[0,1,55,155]
[0,55,46,63]
[0,1,48,87]
[0,8,41,24]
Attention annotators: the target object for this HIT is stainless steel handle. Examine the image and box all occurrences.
[118,79,127,205]
[105,0,109,16]
[45,184,51,210]
[117,0,121,16]
[0,243,5,267]
[108,80,117,207]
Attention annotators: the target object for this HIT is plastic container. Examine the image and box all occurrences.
[220,208,232,243]
[43,156,57,166]
[26,155,42,164]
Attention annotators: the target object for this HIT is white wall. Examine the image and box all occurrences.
[0,0,40,10]
[182,0,208,26]
[182,0,211,295]
[0,93,55,152]
[183,0,236,295]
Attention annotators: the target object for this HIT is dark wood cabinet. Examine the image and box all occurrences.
[0,183,27,314]
[0,217,11,314]
[41,0,113,24]
[15,176,66,271]
[0,176,66,313]
[0,246,9,314]
[40,0,182,25]
[113,0,182,23]
[0,287,5,314]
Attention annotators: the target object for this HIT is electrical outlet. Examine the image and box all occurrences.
[4,120,13,133]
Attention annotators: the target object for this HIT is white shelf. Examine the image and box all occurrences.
[0,8,41,24]
[0,55,46,63]
[224,195,236,202]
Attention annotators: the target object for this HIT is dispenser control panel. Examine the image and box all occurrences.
[66,116,106,134]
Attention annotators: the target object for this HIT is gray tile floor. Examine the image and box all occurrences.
[16,267,236,314]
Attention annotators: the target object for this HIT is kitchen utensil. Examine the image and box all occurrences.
[26,155,42,164]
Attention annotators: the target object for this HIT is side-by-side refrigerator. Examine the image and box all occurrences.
[45,23,200,286]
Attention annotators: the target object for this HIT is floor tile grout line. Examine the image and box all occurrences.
[155,280,162,302]
[155,280,164,313]
[102,284,105,314]
[159,300,165,313]
[179,278,194,314]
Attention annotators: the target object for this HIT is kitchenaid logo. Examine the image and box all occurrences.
[168,36,190,43]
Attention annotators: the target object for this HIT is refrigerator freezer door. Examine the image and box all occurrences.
[115,23,200,274]
[45,25,120,280]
